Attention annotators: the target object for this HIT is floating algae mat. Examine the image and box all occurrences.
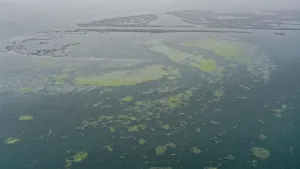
[150,37,273,80]
[20,87,33,93]
[120,96,134,102]
[250,146,270,160]
[19,116,34,121]
[74,65,180,86]
[65,151,88,168]
[138,139,146,146]
[182,38,253,63]
[150,45,222,73]
[4,137,21,144]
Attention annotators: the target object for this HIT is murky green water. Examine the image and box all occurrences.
[1,29,300,169]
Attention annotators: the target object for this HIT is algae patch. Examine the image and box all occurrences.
[258,134,267,140]
[65,151,88,168]
[182,38,274,80]
[19,116,34,121]
[155,146,167,156]
[192,59,217,72]
[54,74,68,85]
[250,146,270,160]
[121,96,134,102]
[165,142,176,148]
[150,167,172,169]
[74,65,179,86]
[105,145,114,152]
[55,74,68,81]
[213,89,224,97]
[150,45,221,73]
[4,137,21,144]
[190,147,202,154]
[20,87,33,93]
[182,38,251,63]
[128,124,147,132]
[138,139,146,146]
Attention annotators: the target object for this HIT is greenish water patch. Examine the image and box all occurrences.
[20,87,33,93]
[150,45,222,74]
[128,124,147,132]
[155,146,167,156]
[105,145,114,152]
[213,89,224,97]
[65,151,88,168]
[182,38,252,63]
[4,137,21,144]
[165,142,176,148]
[250,146,270,160]
[149,167,172,169]
[181,38,273,80]
[138,139,146,146]
[191,59,217,72]
[190,147,202,154]
[74,65,180,86]
[121,96,134,102]
[258,134,267,140]
[55,74,68,81]
[19,116,34,121]
[54,74,68,85]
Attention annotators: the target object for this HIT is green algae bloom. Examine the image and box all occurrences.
[204,167,218,169]
[65,151,88,168]
[155,146,167,156]
[105,145,114,152]
[224,154,235,160]
[150,45,220,73]
[182,38,251,63]
[47,130,53,137]
[54,74,68,81]
[20,87,33,93]
[192,59,217,72]
[4,137,20,144]
[97,116,114,122]
[73,151,88,163]
[19,116,34,121]
[213,89,224,97]
[272,105,288,118]
[150,167,172,169]
[195,128,201,133]
[74,65,179,86]
[65,159,72,168]
[92,102,103,108]
[161,124,171,130]
[210,120,220,125]
[109,127,116,133]
[165,142,176,148]
[281,104,288,109]
[258,134,267,140]
[118,114,137,121]
[121,96,134,102]
[166,90,193,109]
[167,95,182,108]
[182,38,273,80]
[128,124,147,132]
[54,74,68,85]
[250,146,270,160]
[190,147,202,154]
[138,139,146,146]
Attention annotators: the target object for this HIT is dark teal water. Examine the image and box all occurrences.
[0,30,300,169]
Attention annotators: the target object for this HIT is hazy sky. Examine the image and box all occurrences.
[1,0,300,10]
